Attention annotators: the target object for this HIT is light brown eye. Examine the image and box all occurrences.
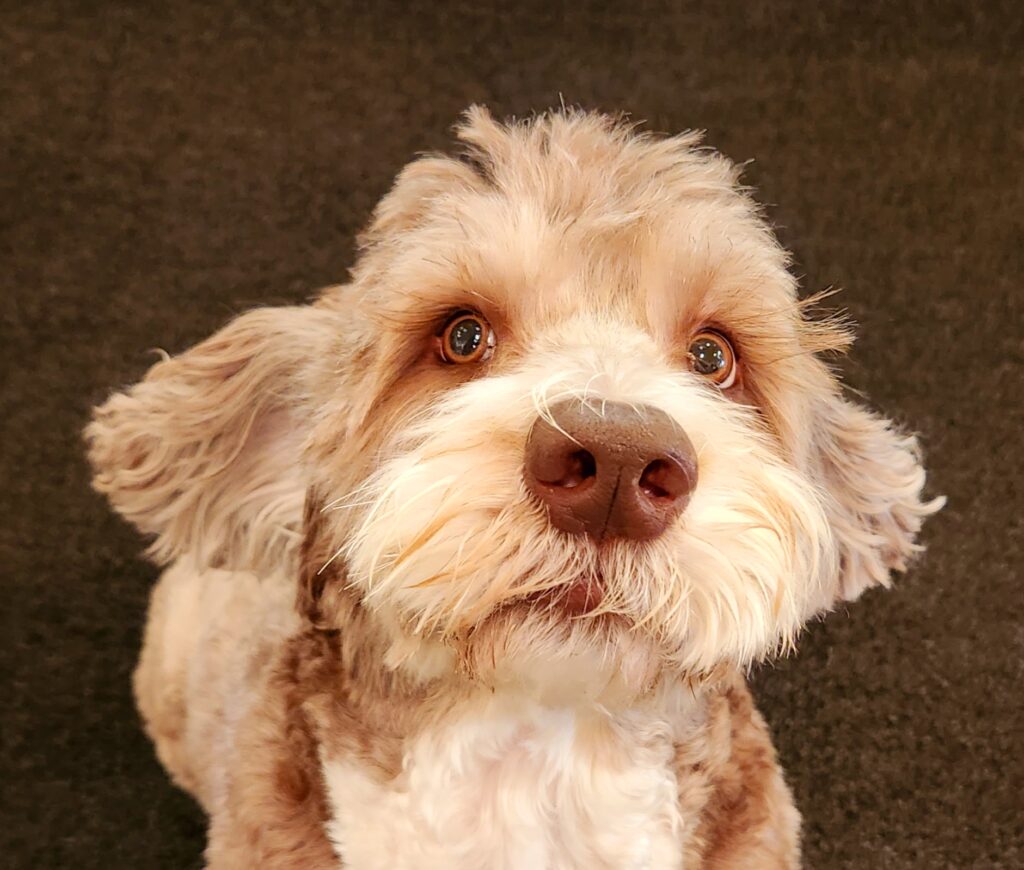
[438,312,495,364]
[688,330,737,388]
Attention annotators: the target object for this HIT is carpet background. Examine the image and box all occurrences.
[2,2,1021,867]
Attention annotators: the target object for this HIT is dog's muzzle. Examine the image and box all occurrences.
[524,399,697,542]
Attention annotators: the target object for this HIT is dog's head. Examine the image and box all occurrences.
[88,109,940,700]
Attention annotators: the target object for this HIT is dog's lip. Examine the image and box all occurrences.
[528,574,604,616]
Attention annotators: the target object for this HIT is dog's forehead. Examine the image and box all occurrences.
[468,189,788,326]
[373,152,796,343]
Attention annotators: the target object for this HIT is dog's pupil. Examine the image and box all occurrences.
[690,337,725,375]
[449,318,483,357]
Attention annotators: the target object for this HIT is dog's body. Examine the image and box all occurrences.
[89,109,938,868]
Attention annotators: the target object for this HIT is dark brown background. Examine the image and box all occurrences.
[2,2,1021,867]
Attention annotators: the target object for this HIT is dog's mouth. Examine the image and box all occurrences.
[526,572,605,616]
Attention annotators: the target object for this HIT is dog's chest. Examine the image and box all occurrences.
[321,701,688,870]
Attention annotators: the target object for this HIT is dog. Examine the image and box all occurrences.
[87,107,941,869]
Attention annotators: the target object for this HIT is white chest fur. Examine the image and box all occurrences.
[321,694,699,870]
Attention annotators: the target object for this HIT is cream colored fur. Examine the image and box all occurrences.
[320,689,693,869]
[134,562,298,813]
[90,107,941,869]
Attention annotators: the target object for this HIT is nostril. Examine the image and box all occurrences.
[639,457,692,502]
[565,450,596,488]
[541,449,596,489]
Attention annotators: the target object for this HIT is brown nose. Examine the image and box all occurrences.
[524,399,697,541]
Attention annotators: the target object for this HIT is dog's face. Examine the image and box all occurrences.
[89,109,939,700]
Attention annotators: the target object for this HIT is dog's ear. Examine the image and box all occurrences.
[814,394,943,602]
[87,305,337,573]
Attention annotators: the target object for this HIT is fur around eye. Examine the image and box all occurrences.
[688,330,737,389]
[437,312,495,364]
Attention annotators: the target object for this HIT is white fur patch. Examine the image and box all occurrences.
[322,691,702,870]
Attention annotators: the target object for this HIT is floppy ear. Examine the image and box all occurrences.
[815,395,943,602]
[86,305,337,573]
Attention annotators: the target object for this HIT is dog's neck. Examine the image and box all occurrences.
[294,582,719,765]
[293,609,722,870]
[285,548,731,868]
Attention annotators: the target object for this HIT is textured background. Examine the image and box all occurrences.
[2,2,1021,867]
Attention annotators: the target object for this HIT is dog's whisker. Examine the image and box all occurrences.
[320,477,379,511]
[317,542,347,576]
[326,498,379,512]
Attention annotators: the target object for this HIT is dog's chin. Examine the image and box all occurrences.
[448,599,665,707]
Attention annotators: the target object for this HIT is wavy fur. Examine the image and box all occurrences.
[89,107,940,869]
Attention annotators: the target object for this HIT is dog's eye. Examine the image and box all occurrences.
[438,312,495,364]
[688,330,737,388]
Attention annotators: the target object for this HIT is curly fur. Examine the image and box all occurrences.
[88,107,941,868]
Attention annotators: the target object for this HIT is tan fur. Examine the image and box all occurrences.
[684,674,802,867]
[90,107,940,868]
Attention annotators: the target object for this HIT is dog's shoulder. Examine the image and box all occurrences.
[678,672,802,868]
